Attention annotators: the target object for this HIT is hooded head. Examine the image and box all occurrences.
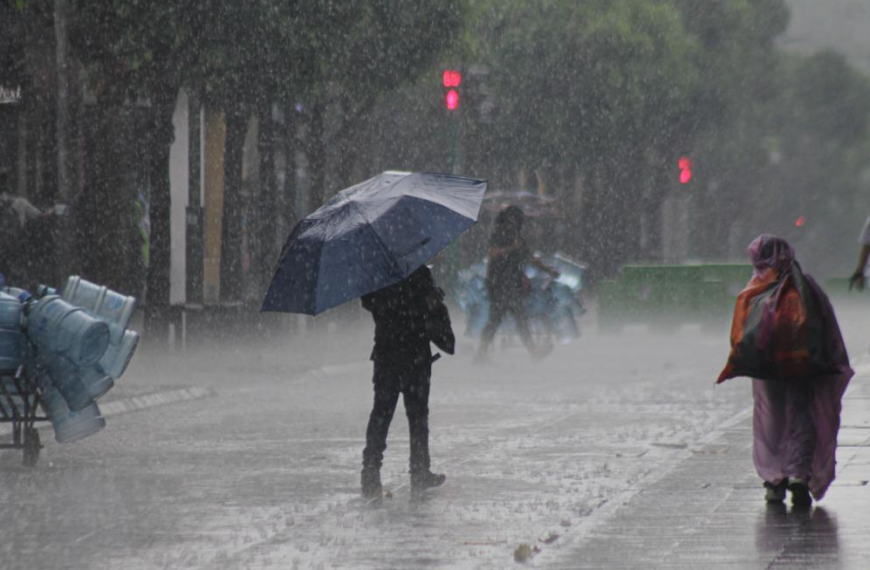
[748,234,795,277]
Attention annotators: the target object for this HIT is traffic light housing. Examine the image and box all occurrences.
[442,69,462,111]
[678,156,692,185]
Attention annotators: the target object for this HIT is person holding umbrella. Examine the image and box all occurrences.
[262,171,487,499]
[359,264,453,498]
[475,205,559,363]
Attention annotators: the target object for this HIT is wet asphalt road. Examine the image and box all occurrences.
[0,306,866,569]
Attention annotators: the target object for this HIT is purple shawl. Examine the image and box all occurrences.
[747,235,853,500]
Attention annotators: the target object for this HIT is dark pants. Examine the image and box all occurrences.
[362,361,432,473]
[480,293,534,351]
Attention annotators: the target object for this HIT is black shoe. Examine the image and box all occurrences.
[361,466,382,499]
[788,477,812,508]
[764,480,787,503]
[410,470,446,493]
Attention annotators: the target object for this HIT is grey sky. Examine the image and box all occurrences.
[782,0,870,75]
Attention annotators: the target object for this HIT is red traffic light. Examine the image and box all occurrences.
[796,215,806,227]
[442,69,462,111]
[442,69,462,88]
[445,89,459,111]
[678,156,692,184]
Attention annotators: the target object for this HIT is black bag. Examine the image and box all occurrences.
[426,288,455,355]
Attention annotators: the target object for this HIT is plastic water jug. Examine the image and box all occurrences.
[99,330,139,380]
[43,353,115,411]
[80,365,114,400]
[39,377,106,443]
[26,296,110,366]
[61,276,137,344]
[37,285,58,297]
[0,292,24,373]
[1,286,32,303]
[42,354,93,411]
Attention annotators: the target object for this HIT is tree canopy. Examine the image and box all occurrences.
[3,0,870,304]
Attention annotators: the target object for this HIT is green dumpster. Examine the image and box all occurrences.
[597,263,752,333]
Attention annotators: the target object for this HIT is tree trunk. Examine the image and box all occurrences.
[219,104,247,302]
[53,0,73,279]
[306,99,326,212]
[281,102,298,234]
[255,102,278,294]
[77,103,134,293]
[186,91,204,304]
[53,0,70,203]
[332,97,360,191]
[334,143,356,192]
[144,86,178,343]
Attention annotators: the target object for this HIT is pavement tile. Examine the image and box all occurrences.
[547,371,870,570]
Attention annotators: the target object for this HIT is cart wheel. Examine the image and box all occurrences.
[22,428,40,468]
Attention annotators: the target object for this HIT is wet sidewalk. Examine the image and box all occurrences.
[545,364,870,569]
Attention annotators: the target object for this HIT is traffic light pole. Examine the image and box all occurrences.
[449,112,462,175]
[438,111,463,291]
[438,68,464,289]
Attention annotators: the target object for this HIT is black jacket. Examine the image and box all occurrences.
[361,266,454,366]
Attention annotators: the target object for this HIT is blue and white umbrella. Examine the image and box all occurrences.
[261,171,487,315]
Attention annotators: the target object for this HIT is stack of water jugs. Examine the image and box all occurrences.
[0,276,139,444]
[0,287,32,416]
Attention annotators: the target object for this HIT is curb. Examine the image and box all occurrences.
[99,386,216,417]
[2,354,362,440]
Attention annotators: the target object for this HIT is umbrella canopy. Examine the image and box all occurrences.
[261,171,487,315]
[481,191,560,218]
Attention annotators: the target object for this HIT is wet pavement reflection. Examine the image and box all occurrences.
[1,326,869,569]
[756,504,842,568]
[549,359,870,570]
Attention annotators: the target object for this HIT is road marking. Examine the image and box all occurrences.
[99,387,216,417]
[0,387,217,440]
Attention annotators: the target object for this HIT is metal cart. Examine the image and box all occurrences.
[0,366,45,467]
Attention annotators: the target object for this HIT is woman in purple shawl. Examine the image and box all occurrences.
[727,235,852,506]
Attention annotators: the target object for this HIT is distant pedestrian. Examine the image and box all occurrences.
[359,265,453,499]
[0,192,52,287]
[848,214,870,291]
[475,206,558,363]
[718,235,853,507]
